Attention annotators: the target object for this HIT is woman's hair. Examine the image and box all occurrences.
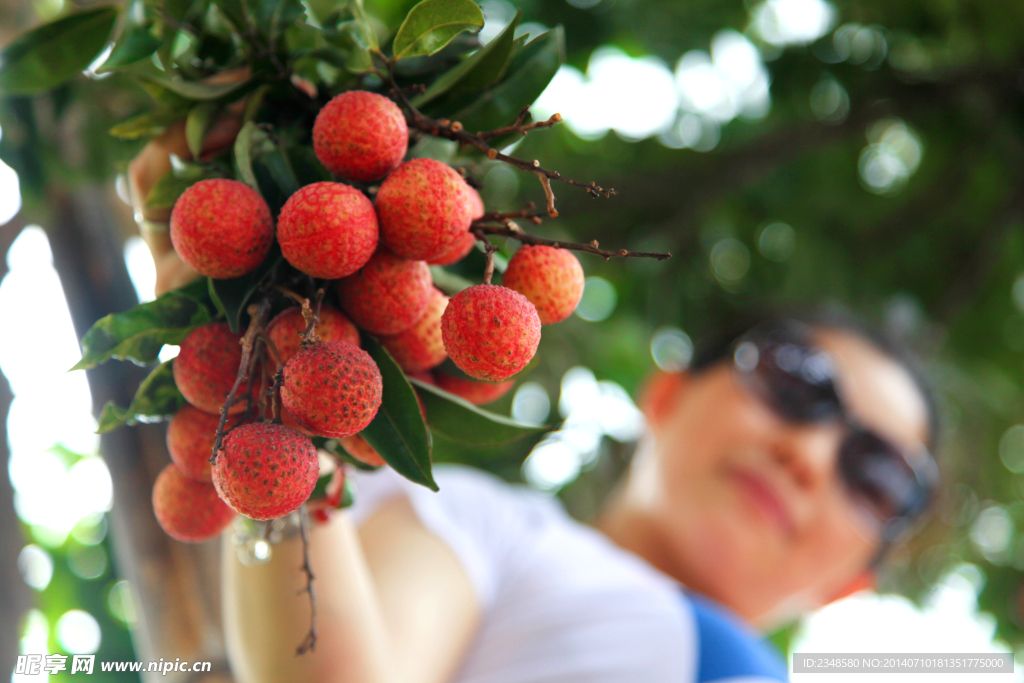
[687,307,941,452]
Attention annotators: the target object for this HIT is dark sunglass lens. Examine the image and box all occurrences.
[756,342,844,423]
[840,430,928,522]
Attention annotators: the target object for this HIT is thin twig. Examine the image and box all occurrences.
[209,301,271,465]
[295,506,317,655]
[373,55,613,217]
[270,368,285,423]
[472,227,500,284]
[300,289,325,346]
[473,220,672,261]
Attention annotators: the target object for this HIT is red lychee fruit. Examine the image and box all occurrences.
[174,322,255,415]
[428,187,483,266]
[433,372,515,406]
[166,405,220,481]
[375,158,472,261]
[337,249,432,335]
[380,287,448,373]
[266,305,360,369]
[212,422,320,520]
[281,341,383,438]
[153,463,236,542]
[313,91,408,183]
[169,178,273,278]
[338,435,385,467]
[277,182,378,279]
[501,245,585,324]
[441,284,541,381]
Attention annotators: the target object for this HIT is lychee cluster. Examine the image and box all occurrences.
[157,88,590,541]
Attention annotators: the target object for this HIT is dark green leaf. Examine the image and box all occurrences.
[413,9,521,109]
[72,279,212,371]
[360,336,436,490]
[0,7,118,95]
[233,120,261,190]
[185,101,220,158]
[97,360,186,433]
[449,26,565,134]
[392,0,484,61]
[410,377,546,446]
[99,24,164,72]
[207,249,283,332]
[211,0,246,31]
[324,1,378,73]
[108,108,182,140]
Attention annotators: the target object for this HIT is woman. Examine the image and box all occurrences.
[130,125,939,683]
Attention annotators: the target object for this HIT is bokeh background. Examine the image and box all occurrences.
[3,0,1024,680]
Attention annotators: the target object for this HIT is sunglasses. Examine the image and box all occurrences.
[732,323,938,543]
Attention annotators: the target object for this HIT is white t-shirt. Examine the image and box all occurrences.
[347,464,786,683]
[348,463,693,682]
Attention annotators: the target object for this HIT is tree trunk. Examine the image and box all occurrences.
[46,187,231,683]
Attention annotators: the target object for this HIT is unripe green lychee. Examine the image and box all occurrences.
[170,178,273,278]
[434,372,515,406]
[501,245,585,324]
[173,322,255,415]
[277,182,378,279]
[166,404,220,481]
[380,287,448,373]
[212,422,320,520]
[313,91,408,182]
[441,284,541,381]
[153,463,236,542]
[375,158,472,261]
[266,305,360,369]
[337,249,432,335]
[282,341,383,438]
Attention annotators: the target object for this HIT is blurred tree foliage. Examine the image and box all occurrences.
[3,0,1024,659]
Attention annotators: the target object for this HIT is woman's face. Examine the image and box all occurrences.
[638,328,931,626]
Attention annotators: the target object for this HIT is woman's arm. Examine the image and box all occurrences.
[221,497,480,683]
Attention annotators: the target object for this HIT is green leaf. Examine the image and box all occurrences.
[413,9,521,109]
[144,161,218,211]
[207,249,283,332]
[211,0,246,31]
[108,108,183,140]
[392,0,484,61]
[72,279,212,371]
[410,377,546,446]
[323,0,379,73]
[233,120,261,190]
[449,26,565,134]
[99,23,164,72]
[429,265,474,293]
[97,360,186,433]
[360,336,436,490]
[185,102,219,158]
[0,6,118,96]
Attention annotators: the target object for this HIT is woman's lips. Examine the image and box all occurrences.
[728,467,795,537]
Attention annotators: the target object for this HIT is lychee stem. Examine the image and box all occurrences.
[295,505,318,655]
[210,300,271,465]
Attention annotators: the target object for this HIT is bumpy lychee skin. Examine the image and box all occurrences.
[434,373,515,406]
[166,405,220,481]
[212,422,319,520]
[339,435,385,467]
[441,284,541,381]
[380,287,448,373]
[153,463,236,542]
[170,178,273,278]
[266,305,360,369]
[337,249,432,334]
[277,182,378,279]
[375,158,472,261]
[174,322,253,415]
[428,187,483,266]
[282,341,383,438]
[313,91,408,182]
[502,245,585,324]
